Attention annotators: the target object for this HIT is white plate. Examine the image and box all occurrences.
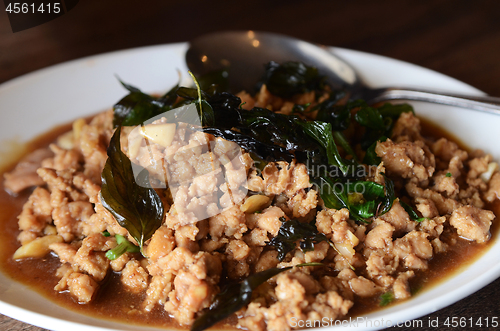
[0,43,498,331]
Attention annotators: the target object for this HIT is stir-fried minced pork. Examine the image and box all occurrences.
[4,82,498,331]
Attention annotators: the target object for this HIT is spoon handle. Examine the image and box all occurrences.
[369,87,500,115]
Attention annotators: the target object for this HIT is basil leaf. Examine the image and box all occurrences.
[259,61,327,98]
[316,98,363,131]
[400,201,428,222]
[159,83,180,104]
[201,127,295,163]
[354,107,385,130]
[377,102,414,118]
[333,130,359,163]
[297,121,352,175]
[379,175,395,216]
[355,102,414,151]
[118,79,141,93]
[191,262,321,331]
[363,136,387,165]
[314,176,395,223]
[267,218,331,261]
[113,91,166,128]
[197,68,229,93]
[100,127,165,251]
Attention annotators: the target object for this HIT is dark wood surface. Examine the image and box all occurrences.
[1,0,500,330]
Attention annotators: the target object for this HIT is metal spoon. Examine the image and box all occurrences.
[186,31,500,115]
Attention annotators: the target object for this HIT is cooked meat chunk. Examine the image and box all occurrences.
[73,233,114,281]
[67,272,99,304]
[365,220,394,250]
[17,187,53,244]
[485,172,500,203]
[391,112,423,142]
[393,231,433,269]
[349,276,382,297]
[41,144,82,171]
[379,200,415,236]
[449,205,494,243]
[143,274,173,312]
[4,148,53,194]
[121,260,149,293]
[247,206,285,236]
[376,139,435,182]
[393,271,415,299]
[52,201,94,241]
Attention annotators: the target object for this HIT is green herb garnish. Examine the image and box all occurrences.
[267,217,332,261]
[259,61,326,98]
[354,102,414,164]
[105,234,140,260]
[379,291,395,306]
[313,175,395,223]
[445,172,452,177]
[113,79,178,128]
[400,201,428,222]
[191,262,322,331]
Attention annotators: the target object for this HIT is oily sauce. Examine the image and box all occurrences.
[0,118,498,329]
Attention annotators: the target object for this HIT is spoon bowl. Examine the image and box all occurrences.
[186,31,500,115]
[186,30,359,93]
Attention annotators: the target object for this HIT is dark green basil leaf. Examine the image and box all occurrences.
[118,78,141,93]
[333,130,359,163]
[199,100,214,127]
[314,175,395,223]
[354,107,385,130]
[113,91,165,128]
[379,175,395,216]
[191,262,321,331]
[201,127,295,163]
[297,121,352,175]
[315,98,363,131]
[260,61,326,98]
[197,68,229,93]
[345,180,385,200]
[159,83,180,104]
[377,102,414,118]
[100,127,165,251]
[113,79,179,128]
[176,86,200,100]
[354,102,414,152]
[363,136,387,165]
[267,218,331,261]
[400,201,427,222]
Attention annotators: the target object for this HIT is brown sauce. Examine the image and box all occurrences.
[0,117,498,329]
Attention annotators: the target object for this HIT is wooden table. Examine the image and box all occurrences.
[1,0,499,330]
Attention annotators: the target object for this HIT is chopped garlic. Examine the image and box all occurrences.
[240,194,271,213]
[481,162,499,182]
[72,118,86,140]
[334,242,355,257]
[347,230,360,247]
[140,123,176,148]
[57,131,74,150]
[13,235,63,260]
